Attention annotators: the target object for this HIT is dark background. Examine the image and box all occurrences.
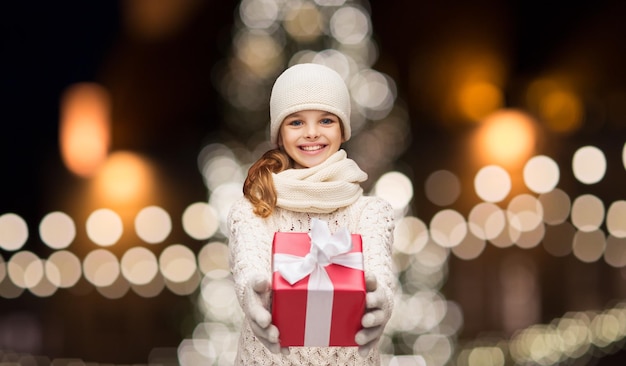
[2,0,626,364]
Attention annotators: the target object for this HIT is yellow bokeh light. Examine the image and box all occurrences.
[92,151,154,206]
[59,83,111,178]
[473,109,537,168]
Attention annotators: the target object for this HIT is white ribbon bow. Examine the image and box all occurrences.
[274,218,363,286]
[273,218,364,346]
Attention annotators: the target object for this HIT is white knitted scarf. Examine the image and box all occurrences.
[272,150,368,213]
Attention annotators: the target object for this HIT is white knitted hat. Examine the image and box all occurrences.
[269,63,351,145]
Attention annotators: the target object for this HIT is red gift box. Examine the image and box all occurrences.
[271,220,365,347]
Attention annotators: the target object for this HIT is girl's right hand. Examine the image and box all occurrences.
[245,275,289,355]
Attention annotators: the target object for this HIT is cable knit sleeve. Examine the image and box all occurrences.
[227,197,274,309]
[357,197,396,319]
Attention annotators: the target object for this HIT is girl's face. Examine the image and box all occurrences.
[278,110,344,169]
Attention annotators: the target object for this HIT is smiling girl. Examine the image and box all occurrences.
[228,63,395,365]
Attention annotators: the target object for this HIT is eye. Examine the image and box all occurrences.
[287,119,303,126]
[320,118,335,125]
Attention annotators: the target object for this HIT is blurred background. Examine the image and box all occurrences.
[2,0,626,365]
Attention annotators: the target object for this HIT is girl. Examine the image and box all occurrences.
[228,63,395,365]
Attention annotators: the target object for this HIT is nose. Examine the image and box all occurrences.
[304,122,320,139]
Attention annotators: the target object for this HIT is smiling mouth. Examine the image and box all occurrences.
[300,145,326,151]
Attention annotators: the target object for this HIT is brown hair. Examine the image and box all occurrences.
[243,148,292,218]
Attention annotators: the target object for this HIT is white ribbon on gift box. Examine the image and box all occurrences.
[273,218,364,346]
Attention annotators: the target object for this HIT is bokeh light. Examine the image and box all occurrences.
[135,206,172,244]
[46,250,82,288]
[239,0,279,30]
[524,155,560,194]
[182,202,219,240]
[466,346,505,366]
[506,194,543,233]
[425,170,461,207]
[121,247,159,286]
[0,213,28,251]
[350,69,396,120]
[122,0,201,40]
[234,29,284,79]
[606,201,626,238]
[573,230,606,263]
[200,278,242,324]
[538,189,571,225]
[39,211,76,250]
[474,165,511,203]
[374,171,414,211]
[92,151,154,205]
[86,208,124,247]
[429,209,467,248]
[197,242,230,279]
[515,222,545,250]
[570,194,605,232]
[393,216,429,255]
[468,202,505,240]
[160,244,197,283]
[8,251,43,289]
[526,78,583,134]
[283,1,323,43]
[458,81,503,122]
[528,78,584,133]
[451,232,486,261]
[605,236,626,268]
[329,5,371,45]
[572,146,606,185]
[413,333,453,366]
[59,82,111,177]
[83,249,120,287]
[473,109,537,168]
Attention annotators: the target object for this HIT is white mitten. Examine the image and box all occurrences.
[244,275,289,355]
[355,273,388,357]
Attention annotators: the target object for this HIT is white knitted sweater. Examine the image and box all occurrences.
[228,195,395,366]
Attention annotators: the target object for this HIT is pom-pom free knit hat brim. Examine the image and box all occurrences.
[269,63,351,145]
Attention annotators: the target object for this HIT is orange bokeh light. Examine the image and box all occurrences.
[458,81,504,122]
[59,83,111,177]
[526,78,583,134]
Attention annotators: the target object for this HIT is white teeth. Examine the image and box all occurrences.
[301,145,324,151]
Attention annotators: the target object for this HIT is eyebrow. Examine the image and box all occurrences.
[286,111,336,118]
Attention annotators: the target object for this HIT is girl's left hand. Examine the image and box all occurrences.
[355,273,388,357]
